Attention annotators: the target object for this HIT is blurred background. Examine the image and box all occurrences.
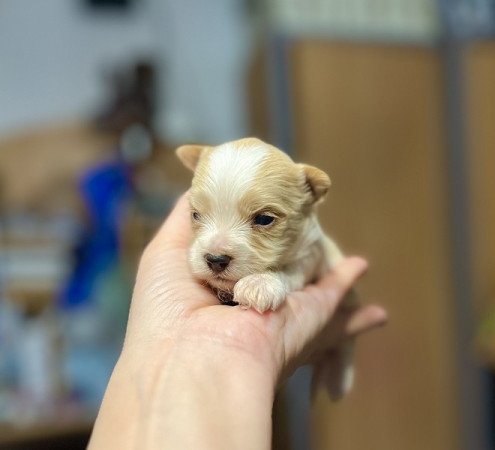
[0,0,494,449]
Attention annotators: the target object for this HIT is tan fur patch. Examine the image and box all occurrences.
[238,147,309,269]
[178,137,332,292]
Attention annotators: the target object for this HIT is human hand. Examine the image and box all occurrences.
[90,192,387,450]
[123,192,387,388]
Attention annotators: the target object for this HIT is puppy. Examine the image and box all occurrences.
[177,137,356,399]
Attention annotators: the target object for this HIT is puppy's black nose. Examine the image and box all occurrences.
[205,253,232,273]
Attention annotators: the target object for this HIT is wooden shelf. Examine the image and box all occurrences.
[0,419,93,446]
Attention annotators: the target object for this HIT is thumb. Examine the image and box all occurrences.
[149,191,192,251]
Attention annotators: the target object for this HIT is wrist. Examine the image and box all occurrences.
[121,339,276,449]
[120,335,278,401]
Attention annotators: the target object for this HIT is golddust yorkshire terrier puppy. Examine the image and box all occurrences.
[177,137,355,399]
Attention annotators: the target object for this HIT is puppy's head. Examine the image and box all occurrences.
[176,137,330,292]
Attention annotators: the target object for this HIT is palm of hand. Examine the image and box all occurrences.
[123,194,386,385]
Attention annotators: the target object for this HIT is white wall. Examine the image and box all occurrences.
[149,0,252,144]
[0,0,155,135]
[0,0,252,144]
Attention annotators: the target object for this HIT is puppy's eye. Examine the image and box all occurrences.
[191,211,201,221]
[253,214,275,226]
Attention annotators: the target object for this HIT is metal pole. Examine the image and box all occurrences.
[438,1,492,448]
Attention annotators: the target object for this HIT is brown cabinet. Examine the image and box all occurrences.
[464,42,495,323]
[288,41,463,450]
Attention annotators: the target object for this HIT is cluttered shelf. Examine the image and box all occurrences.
[0,420,93,448]
[0,122,190,446]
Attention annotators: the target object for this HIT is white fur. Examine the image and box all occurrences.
[206,142,267,218]
[188,143,270,289]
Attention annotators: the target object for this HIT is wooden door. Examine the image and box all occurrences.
[464,42,495,327]
[289,41,461,450]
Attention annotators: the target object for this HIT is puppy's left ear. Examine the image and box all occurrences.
[299,164,332,204]
[176,145,207,172]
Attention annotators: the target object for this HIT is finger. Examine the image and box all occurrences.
[345,305,388,337]
[281,258,368,359]
[304,303,387,365]
[285,257,368,328]
[137,191,204,295]
[311,306,387,400]
[313,343,354,401]
[311,358,332,399]
[316,256,368,294]
[149,191,192,251]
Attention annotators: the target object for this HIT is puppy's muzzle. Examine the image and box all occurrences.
[204,253,232,273]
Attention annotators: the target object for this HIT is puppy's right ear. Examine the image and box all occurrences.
[176,145,206,172]
[299,163,332,204]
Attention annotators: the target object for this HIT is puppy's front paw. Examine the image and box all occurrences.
[233,273,287,313]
